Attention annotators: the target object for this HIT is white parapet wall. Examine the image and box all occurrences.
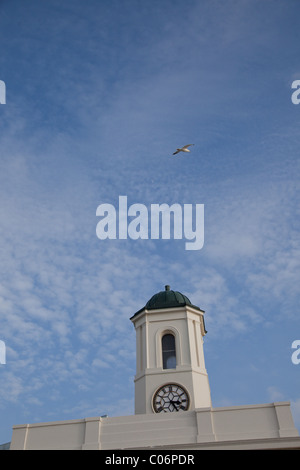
[10,401,300,450]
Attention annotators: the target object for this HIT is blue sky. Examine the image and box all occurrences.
[0,0,300,444]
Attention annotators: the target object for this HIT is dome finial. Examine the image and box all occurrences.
[165,285,170,291]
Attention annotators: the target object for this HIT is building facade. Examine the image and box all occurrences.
[10,286,300,450]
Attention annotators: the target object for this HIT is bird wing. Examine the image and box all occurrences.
[182,144,194,149]
[173,150,180,155]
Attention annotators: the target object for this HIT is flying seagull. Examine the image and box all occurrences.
[172,144,194,155]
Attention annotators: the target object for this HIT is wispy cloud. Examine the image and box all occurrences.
[0,0,300,442]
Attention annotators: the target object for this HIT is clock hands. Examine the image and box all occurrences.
[169,399,182,411]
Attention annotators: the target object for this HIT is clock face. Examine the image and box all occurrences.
[152,383,189,413]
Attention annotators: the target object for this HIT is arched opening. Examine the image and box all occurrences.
[162,333,176,369]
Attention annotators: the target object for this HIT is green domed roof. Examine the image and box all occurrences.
[146,285,197,310]
[132,285,201,318]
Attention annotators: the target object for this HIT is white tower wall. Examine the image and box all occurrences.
[131,301,212,414]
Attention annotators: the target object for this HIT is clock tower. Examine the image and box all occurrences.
[130,285,212,414]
